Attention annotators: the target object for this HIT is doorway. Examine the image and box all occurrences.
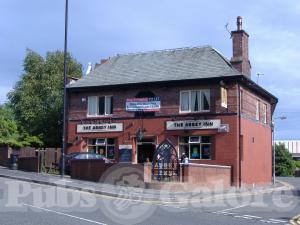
[137,138,156,163]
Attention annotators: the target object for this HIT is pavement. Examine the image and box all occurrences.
[0,167,299,225]
[0,166,293,203]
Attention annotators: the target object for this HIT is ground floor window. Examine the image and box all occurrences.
[87,138,115,159]
[179,136,212,159]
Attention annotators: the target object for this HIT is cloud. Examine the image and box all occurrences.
[251,28,300,77]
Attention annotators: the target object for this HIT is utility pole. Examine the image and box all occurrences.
[61,0,69,179]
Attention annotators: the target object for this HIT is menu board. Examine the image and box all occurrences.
[119,145,132,162]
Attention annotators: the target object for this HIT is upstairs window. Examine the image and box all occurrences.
[256,100,260,121]
[180,90,210,113]
[221,87,228,108]
[87,96,113,116]
[263,103,267,124]
[239,90,243,113]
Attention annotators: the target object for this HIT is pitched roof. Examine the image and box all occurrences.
[67,45,242,88]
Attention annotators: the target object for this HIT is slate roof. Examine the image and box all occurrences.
[67,45,242,88]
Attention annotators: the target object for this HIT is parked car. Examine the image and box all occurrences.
[73,153,111,163]
[60,152,111,175]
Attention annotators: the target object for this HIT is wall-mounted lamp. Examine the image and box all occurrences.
[136,128,144,141]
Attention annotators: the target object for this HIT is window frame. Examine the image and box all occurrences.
[178,136,212,160]
[263,103,267,124]
[179,89,210,113]
[256,100,260,121]
[87,95,113,117]
[221,87,228,108]
[86,138,115,159]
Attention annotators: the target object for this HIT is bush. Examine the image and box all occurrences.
[275,143,296,176]
[294,160,300,169]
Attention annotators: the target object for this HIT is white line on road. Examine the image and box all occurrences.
[220,212,237,215]
[23,204,107,225]
[213,204,249,213]
[234,215,255,219]
[234,214,262,220]
[268,219,289,223]
[242,215,262,219]
[259,219,283,224]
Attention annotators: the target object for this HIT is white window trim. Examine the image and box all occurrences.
[87,95,113,117]
[178,136,212,160]
[256,100,260,121]
[87,138,115,158]
[221,87,228,108]
[179,89,210,113]
[263,103,267,124]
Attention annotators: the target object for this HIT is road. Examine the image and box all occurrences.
[0,177,299,225]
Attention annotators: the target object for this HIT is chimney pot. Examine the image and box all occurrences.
[237,16,242,30]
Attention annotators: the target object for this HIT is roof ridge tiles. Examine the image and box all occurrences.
[114,45,212,57]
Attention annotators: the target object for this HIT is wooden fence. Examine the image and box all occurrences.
[0,145,61,173]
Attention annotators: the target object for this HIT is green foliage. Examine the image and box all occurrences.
[8,49,82,147]
[275,143,296,176]
[294,160,300,169]
[0,104,43,148]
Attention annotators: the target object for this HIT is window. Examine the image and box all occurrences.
[180,90,210,113]
[179,136,212,160]
[263,104,267,124]
[256,100,260,121]
[87,96,113,116]
[239,90,243,113]
[221,87,228,108]
[87,138,115,159]
[87,96,97,116]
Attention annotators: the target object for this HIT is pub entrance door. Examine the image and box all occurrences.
[137,138,155,163]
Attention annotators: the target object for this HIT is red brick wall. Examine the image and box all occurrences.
[240,117,272,186]
[67,82,239,120]
[70,160,145,184]
[238,86,272,186]
[66,81,273,187]
[70,159,114,182]
[182,163,231,189]
[240,86,271,125]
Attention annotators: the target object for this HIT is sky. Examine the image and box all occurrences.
[0,0,299,140]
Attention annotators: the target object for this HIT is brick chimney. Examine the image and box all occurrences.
[230,16,251,78]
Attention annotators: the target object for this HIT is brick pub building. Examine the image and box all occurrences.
[66,17,277,187]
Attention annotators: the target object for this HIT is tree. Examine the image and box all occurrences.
[8,49,82,147]
[0,104,43,148]
[275,143,296,176]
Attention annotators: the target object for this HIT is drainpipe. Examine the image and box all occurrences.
[238,83,242,187]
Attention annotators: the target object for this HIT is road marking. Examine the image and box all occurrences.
[242,215,262,219]
[213,204,249,213]
[259,219,288,224]
[220,212,237,215]
[23,203,107,225]
[234,215,262,220]
[268,219,289,223]
[234,215,255,219]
